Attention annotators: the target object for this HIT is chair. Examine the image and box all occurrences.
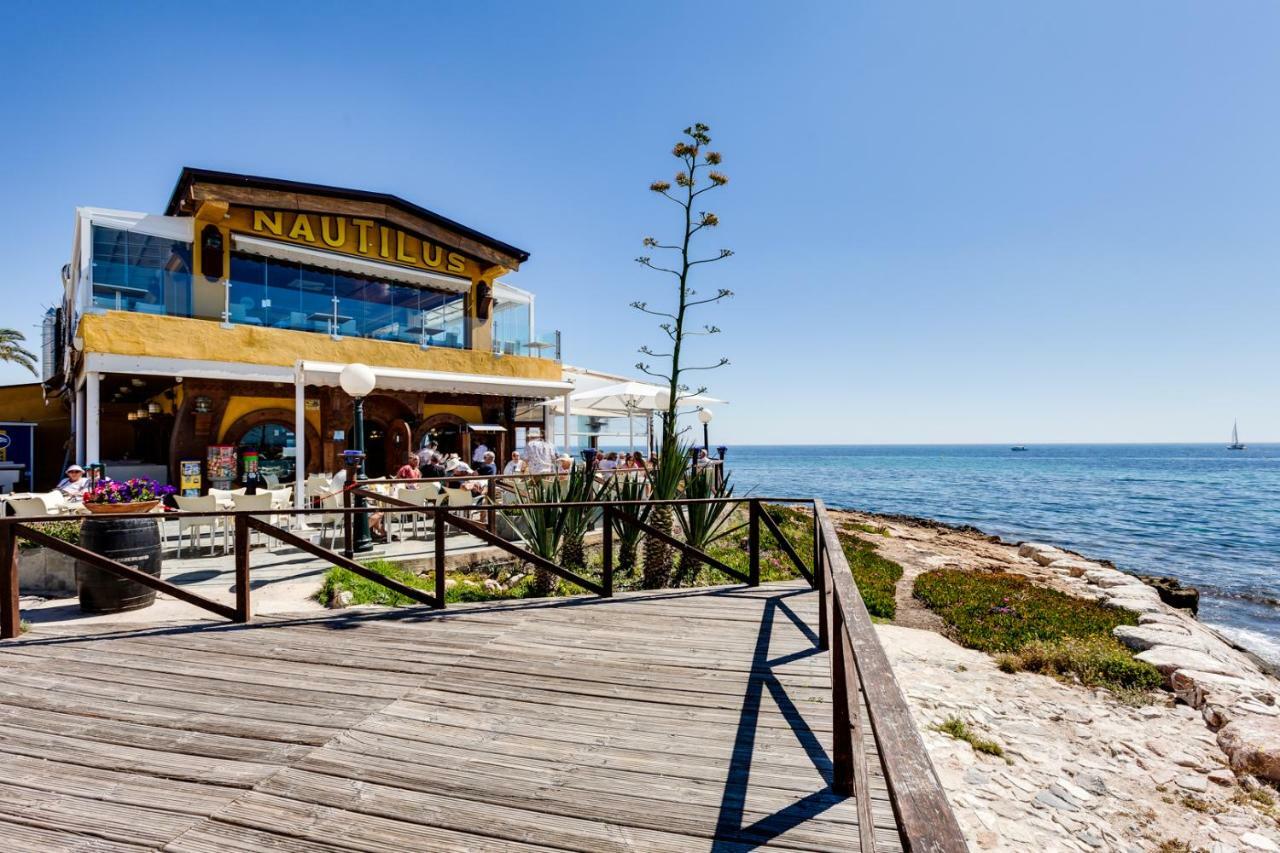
[6,497,55,518]
[314,492,345,549]
[175,494,222,556]
[231,492,277,550]
[392,487,436,540]
[442,487,480,523]
[262,473,281,489]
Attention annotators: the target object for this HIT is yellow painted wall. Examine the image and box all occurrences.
[217,395,322,442]
[421,402,482,422]
[79,312,561,381]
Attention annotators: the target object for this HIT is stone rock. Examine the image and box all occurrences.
[329,589,354,608]
[1175,773,1208,792]
[1033,549,1071,566]
[1136,647,1240,680]
[1114,625,1208,653]
[1105,596,1166,614]
[1241,833,1280,852]
[1139,612,1192,629]
[1034,788,1079,811]
[1137,574,1201,614]
[482,578,502,592]
[1075,771,1110,796]
[1208,767,1236,786]
[1018,542,1057,558]
[444,577,459,591]
[1172,669,1272,710]
[1048,558,1097,577]
[1094,574,1143,589]
[1218,716,1280,782]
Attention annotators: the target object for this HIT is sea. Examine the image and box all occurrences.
[722,444,1280,669]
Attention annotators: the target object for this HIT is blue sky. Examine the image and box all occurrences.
[2,2,1277,444]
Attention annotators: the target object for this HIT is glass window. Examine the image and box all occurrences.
[227,253,267,326]
[493,299,531,354]
[238,422,297,484]
[91,225,192,315]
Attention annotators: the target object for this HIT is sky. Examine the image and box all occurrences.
[1,2,1277,445]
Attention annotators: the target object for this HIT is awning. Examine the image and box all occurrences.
[297,360,573,399]
[468,424,507,432]
[233,234,472,293]
[568,380,727,413]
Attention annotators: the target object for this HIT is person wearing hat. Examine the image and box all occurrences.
[56,464,90,501]
[523,428,556,475]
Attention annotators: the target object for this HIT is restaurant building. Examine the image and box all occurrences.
[42,168,572,499]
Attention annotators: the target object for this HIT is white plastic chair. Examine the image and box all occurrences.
[231,492,277,550]
[392,487,436,540]
[175,494,222,556]
[6,497,54,517]
[314,492,345,550]
[262,473,281,489]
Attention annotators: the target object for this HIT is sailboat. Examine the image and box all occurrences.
[1228,420,1246,451]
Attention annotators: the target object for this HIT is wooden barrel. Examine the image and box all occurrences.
[76,516,161,613]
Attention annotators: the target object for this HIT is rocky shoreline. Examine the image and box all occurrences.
[830,508,1280,852]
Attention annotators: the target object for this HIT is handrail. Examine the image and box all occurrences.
[813,498,968,853]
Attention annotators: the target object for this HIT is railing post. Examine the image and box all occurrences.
[487,478,498,535]
[342,486,354,559]
[1,524,19,640]
[748,500,760,587]
[234,515,251,623]
[602,504,613,598]
[831,605,855,795]
[815,509,828,650]
[434,509,447,608]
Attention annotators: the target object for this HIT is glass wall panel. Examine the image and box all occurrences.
[227,253,267,325]
[492,299,531,354]
[91,226,193,315]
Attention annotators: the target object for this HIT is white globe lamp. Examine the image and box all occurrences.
[697,407,714,455]
[339,363,376,399]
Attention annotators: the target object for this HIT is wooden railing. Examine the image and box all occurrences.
[0,496,967,852]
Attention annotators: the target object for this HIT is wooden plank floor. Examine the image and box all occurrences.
[0,581,905,852]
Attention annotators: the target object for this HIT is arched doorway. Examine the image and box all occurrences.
[221,408,322,485]
[416,413,468,459]
[343,394,416,479]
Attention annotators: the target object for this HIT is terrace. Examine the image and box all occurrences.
[0,497,967,852]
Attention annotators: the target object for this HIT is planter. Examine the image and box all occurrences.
[18,546,79,596]
[77,515,162,613]
[83,500,160,515]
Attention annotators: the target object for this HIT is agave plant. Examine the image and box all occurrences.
[556,464,604,570]
[673,467,736,586]
[608,472,651,576]
[510,475,568,596]
[641,441,690,589]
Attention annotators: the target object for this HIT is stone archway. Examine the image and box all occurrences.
[220,408,322,478]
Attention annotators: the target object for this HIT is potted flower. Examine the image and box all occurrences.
[82,477,174,514]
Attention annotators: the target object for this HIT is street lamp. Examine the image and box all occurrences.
[698,407,714,456]
[340,363,377,553]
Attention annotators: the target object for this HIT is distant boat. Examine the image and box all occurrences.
[1011,445,1028,452]
[1228,420,1246,451]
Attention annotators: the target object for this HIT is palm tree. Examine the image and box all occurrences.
[0,329,37,376]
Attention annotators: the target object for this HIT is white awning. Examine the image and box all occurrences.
[568,380,727,413]
[468,423,507,432]
[297,360,572,399]
[233,234,472,293]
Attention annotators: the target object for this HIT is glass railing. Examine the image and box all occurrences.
[87,259,553,358]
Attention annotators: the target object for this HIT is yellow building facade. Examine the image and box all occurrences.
[48,168,568,496]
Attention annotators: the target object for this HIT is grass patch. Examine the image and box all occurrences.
[317,559,564,608]
[932,715,1007,761]
[848,522,890,537]
[916,568,1162,692]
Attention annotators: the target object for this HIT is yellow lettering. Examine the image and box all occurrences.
[422,241,444,268]
[320,216,346,248]
[447,252,466,274]
[289,215,315,242]
[253,210,282,236]
[379,227,391,258]
[352,219,375,253]
[395,232,417,263]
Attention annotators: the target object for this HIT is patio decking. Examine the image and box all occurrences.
[0,581,904,851]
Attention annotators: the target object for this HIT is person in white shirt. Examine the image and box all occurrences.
[56,465,90,501]
[522,430,556,475]
[502,451,525,476]
[597,452,618,475]
[472,440,489,465]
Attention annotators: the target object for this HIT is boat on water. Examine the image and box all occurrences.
[1228,420,1246,451]
[1011,445,1028,452]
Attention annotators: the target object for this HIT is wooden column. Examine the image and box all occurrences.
[1,524,19,640]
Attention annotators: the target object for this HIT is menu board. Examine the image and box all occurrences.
[179,459,203,496]
[206,445,237,488]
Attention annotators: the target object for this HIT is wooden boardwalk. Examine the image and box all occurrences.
[0,581,905,852]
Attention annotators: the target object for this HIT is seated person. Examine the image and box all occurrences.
[597,452,619,474]
[557,454,574,474]
[476,452,498,476]
[502,450,525,476]
[395,452,421,483]
[56,464,90,500]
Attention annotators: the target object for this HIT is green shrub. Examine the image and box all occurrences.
[916,568,1162,693]
[317,559,552,608]
[843,535,902,619]
[17,519,82,550]
[932,715,1007,760]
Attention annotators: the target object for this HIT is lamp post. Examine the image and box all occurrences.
[698,407,714,456]
[340,363,377,553]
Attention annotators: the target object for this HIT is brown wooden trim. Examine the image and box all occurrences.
[758,504,813,584]
[1,524,17,640]
[220,407,322,472]
[234,515,251,623]
[815,499,968,853]
[443,512,604,596]
[244,515,440,608]
[612,506,749,585]
[14,523,237,622]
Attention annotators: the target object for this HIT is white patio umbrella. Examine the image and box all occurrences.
[569,381,728,454]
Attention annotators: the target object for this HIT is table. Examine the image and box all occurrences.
[308,312,354,336]
[94,283,150,310]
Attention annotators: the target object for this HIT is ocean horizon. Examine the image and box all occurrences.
[674,442,1280,669]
